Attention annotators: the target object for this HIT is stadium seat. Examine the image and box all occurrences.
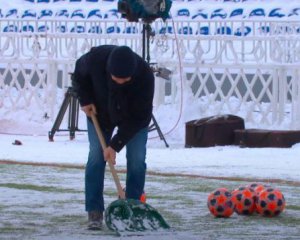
[87,9,102,18]
[0,9,3,18]
[56,9,69,18]
[216,26,232,35]
[25,0,34,2]
[196,26,209,35]
[288,8,300,17]
[88,26,102,33]
[56,25,67,33]
[234,26,251,36]
[37,0,50,3]
[211,9,227,19]
[22,9,37,18]
[69,0,81,2]
[3,25,18,32]
[192,10,208,19]
[124,26,138,34]
[259,26,270,34]
[104,9,119,19]
[71,25,85,33]
[39,9,53,19]
[21,25,34,32]
[269,8,285,18]
[230,8,244,18]
[71,9,85,18]
[5,9,18,18]
[176,8,190,18]
[178,26,193,35]
[106,26,121,34]
[249,8,265,18]
[159,26,173,34]
[38,25,49,32]
[86,0,99,2]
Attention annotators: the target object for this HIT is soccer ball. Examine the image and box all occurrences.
[232,186,256,215]
[247,183,269,212]
[207,188,234,218]
[256,188,286,217]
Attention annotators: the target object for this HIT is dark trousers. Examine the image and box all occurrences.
[85,119,148,212]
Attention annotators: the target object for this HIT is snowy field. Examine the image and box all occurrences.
[1,0,300,239]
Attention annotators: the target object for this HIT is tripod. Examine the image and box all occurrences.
[142,22,169,148]
[48,86,86,141]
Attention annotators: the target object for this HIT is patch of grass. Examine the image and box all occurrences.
[0,183,82,193]
[286,205,300,211]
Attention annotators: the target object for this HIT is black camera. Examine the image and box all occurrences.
[118,0,172,23]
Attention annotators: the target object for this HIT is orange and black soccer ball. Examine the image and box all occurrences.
[256,188,286,217]
[207,188,234,218]
[232,186,256,215]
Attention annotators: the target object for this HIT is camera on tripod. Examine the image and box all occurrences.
[118,0,172,22]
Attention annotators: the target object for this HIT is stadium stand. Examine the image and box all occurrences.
[229,8,244,18]
[249,8,265,18]
[71,9,85,18]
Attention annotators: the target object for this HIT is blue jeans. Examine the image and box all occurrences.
[85,119,148,212]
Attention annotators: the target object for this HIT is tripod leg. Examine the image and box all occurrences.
[48,92,71,141]
[68,94,78,140]
[148,114,169,148]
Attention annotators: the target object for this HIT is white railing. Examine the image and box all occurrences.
[1,18,300,129]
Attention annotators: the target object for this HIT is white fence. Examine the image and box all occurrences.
[1,18,300,129]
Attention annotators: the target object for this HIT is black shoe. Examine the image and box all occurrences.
[87,211,103,230]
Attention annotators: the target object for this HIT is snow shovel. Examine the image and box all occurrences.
[90,113,170,233]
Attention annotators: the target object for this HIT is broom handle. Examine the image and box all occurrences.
[91,113,125,199]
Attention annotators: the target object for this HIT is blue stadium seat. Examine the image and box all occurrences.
[87,9,102,18]
[6,9,18,18]
[230,8,244,18]
[192,10,208,19]
[54,0,66,2]
[87,0,99,2]
[288,8,300,17]
[211,9,227,19]
[56,25,67,33]
[249,8,265,18]
[196,26,209,35]
[22,9,37,18]
[71,9,85,18]
[106,26,121,34]
[216,26,231,35]
[38,25,49,32]
[56,9,69,18]
[70,0,81,2]
[39,9,53,19]
[88,26,102,33]
[25,0,34,2]
[71,25,85,33]
[0,9,3,18]
[176,9,190,18]
[104,9,119,19]
[178,26,193,35]
[4,25,18,32]
[269,8,285,18]
[21,25,34,32]
[124,26,138,34]
[159,26,173,34]
[259,26,270,34]
[37,0,50,2]
[234,26,251,36]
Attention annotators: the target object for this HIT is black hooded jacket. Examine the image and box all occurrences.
[72,45,154,152]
